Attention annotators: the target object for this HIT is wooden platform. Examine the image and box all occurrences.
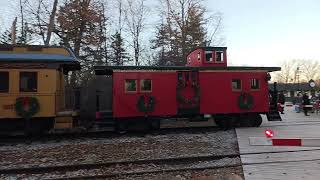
[236,107,320,180]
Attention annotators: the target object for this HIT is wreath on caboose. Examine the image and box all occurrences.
[15,97,40,119]
[238,92,254,110]
[176,81,200,105]
[137,95,155,113]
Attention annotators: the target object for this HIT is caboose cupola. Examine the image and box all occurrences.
[186,47,227,67]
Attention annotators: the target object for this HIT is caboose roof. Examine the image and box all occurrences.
[94,65,281,75]
[187,47,227,56]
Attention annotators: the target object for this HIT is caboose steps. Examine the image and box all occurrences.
[266,111,282,121]
[266,104,282,121]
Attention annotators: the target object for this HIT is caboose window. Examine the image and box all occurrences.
[20,72,38,92]
[0,72,9,92]
[141,79,152,92]
[232,79,241,90]
[205,51,213,62]
[125,79,137,92]
[216,51,224,62]
[251,79,260,90]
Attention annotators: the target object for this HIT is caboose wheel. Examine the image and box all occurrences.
[116,120,128,134]
[150,118,160,130]
[239,118,250,127]
[214,115,235,130]
[250,114,262,127]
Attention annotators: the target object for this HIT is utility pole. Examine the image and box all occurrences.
[297,67,300,92]
[11,17,17,44]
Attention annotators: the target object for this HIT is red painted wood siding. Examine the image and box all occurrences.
[186,48,203,67]
[112,71,177,118]
[199,71,269,114]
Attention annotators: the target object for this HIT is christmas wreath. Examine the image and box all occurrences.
[238,92,254,110]
[15,97,40,119]
[176,81,200,105]
[137,95,155,113]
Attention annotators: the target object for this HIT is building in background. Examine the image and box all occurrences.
[269,83,319,103]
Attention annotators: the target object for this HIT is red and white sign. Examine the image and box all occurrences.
[249,137,320,147]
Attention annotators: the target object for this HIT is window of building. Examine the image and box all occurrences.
[251,79,260,90]
[205,51,213,62]
[215,51,224,62]
[290,91,294,97]
[20,72,37,92]
[125,79,137,92]
[232,79,241,90]
[0,72,9,92]
[141,79,152,92]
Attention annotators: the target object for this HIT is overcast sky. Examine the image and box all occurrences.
[208,0,320,66]
[0,0,320,67]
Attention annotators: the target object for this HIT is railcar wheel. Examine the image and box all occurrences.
[250,114,262,127]
[239,116,250,127]
[150,118,161,130]
[116,120,128,134]
[214,115,235,130]
[240,114,262,127]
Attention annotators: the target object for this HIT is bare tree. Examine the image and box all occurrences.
[20,0,58,45]
[44,0,58,45]
[123,0,148,66]
[300,60,320,81]
[272,59,320,83]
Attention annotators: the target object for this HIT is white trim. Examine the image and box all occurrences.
[301,139,320,146]
[249,137,272,146]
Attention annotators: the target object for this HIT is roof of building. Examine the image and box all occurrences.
[269,83,317,91]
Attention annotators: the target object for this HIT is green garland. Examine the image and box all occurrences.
[15,97,40,119]
[137,95,155,113]
[238,92,254,110]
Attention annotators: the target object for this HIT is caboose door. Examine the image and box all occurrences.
[176,71,200,115]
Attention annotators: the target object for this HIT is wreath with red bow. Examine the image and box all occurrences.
[137,95,155,113]
[238,92,254,110]
[15,97,40,119]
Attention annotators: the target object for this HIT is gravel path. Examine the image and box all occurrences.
[0,129,243,179]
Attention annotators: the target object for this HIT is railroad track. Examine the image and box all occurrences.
[3,148,320,179]
[0,153,241,179]
[0,126,221,145]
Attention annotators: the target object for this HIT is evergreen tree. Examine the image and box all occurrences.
[152,0,218,66]
[110,31,129,65]
[56,0,107,86]
[0,30,12,44]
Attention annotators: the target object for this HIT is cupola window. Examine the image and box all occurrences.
[215,51,224,62]
[205,51,213,62]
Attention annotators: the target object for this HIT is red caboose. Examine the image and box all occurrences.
[94,47,281,131]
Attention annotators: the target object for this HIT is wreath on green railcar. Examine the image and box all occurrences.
[137,95,155,113]
[238,92,254,110]
[15,97,40,119]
